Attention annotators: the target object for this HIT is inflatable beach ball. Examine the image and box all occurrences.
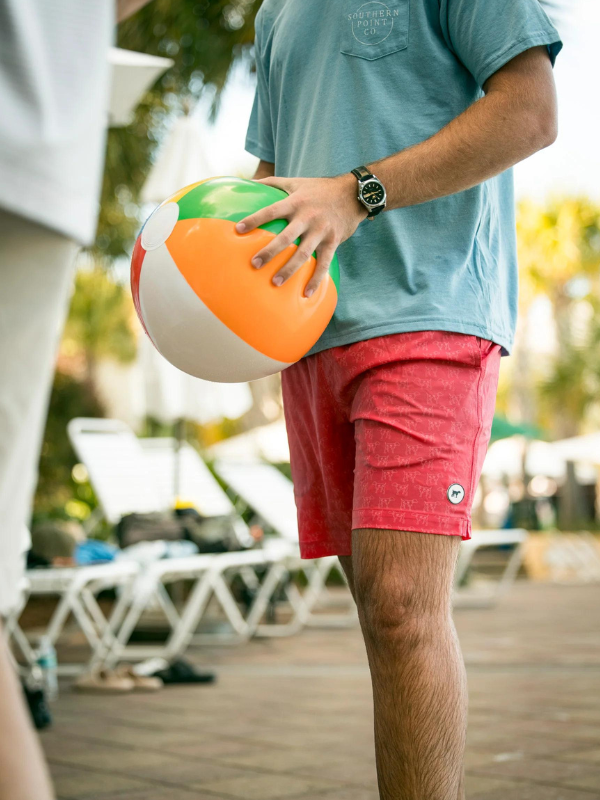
[131,177,339,383]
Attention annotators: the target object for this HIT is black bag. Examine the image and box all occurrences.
[116,511,185,549]
[175,507,243,553]
[116,509,244,553]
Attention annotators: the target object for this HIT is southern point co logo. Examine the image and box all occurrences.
[348,1,399,46]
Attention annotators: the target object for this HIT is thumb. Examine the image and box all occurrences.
[255,176,296,194]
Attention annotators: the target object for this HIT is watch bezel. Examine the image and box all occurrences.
[358,180,387,209]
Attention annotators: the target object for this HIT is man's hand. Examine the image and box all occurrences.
[236,174,367,297]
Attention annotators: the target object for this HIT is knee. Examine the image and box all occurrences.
[355,575,446,655]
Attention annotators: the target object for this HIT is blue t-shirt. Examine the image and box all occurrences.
[245,0,562,356]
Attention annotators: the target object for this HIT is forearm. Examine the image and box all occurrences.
[370,48,557,210]
[116,0,152,23]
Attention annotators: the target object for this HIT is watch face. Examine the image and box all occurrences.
[362,180,385,206]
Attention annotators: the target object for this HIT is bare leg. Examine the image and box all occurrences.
[0,626,54,799]
[351,529,466,800]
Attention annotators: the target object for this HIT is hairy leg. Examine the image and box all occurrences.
[352,529,466,800]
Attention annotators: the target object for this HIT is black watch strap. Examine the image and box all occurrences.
[367,203,385,219]
[351,166,373,182]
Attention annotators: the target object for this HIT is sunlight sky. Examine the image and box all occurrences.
[195,0,600,201]
[514,0,600,199]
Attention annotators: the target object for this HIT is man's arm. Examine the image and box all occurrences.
[237,46,557,297]
[371,46,557,210]
[116,0,153,23]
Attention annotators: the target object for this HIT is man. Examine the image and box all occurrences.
[0,2,151,797]
[241,1,561,798]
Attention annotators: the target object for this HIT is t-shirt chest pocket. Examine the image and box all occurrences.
[340,0,409,61]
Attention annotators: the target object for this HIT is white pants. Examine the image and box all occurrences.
[0,210,77,615]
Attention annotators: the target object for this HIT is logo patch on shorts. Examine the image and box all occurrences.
[447,484,465,505]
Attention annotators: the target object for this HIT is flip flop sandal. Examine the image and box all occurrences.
[115,664,163,692]
[152,658,216,685]
[73,668,134,694]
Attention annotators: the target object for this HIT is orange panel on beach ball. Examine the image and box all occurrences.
[165,217,338,364]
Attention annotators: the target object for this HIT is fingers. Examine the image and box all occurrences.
[304,241,337,298]
[236,198,293,234]
[272,234,322,287]
[251,219,305,269]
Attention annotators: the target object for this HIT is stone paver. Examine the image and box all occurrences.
[195,772,339,799]
[49,763,150,799]
[39,582,600,800]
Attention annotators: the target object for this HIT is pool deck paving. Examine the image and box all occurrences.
[40,580,600,800]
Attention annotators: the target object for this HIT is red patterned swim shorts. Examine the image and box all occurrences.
[281,331,501,559]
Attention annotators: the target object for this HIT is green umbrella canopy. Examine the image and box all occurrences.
[490,414,543,443]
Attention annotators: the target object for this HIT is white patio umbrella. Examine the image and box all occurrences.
[551,433,600,466]
[141,112,214,203]
[482,435,598,486]
[139,336,252,427]
[108,48,173,128]
[138,111,253,497]
[209,420,290,464]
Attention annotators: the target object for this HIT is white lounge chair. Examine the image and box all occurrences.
[453,528,528,608]
[140,437,255,548]
[66,418,290,662]
[138,438,301,638]
[6,561,140,676]
[213,459,358,635]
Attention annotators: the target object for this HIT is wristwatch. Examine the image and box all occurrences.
[351,166,387,220]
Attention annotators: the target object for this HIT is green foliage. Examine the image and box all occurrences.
[34,372,104,521]
[516,197,600,436]
[34,268,137,521]
[95,0,262,261]
[539,301,600,431]
[64,267,137,370]
[518,197,600,302]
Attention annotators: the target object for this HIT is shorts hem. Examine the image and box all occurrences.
[298,511,471,559]
[352,508,471,541]
[299,542,353,560]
